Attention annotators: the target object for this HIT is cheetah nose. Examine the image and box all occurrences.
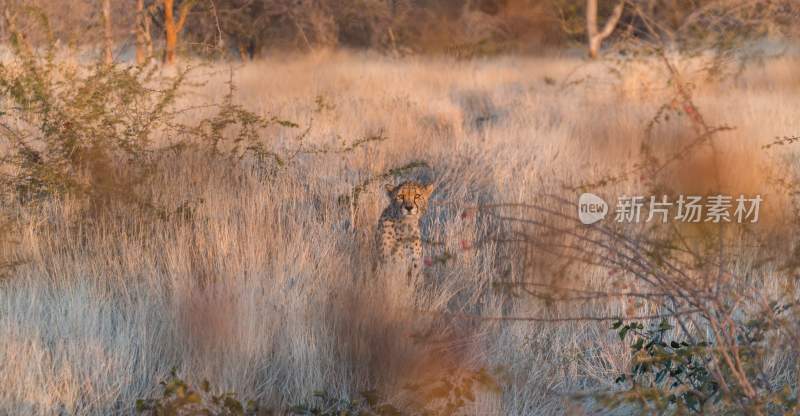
[404,205,414,212]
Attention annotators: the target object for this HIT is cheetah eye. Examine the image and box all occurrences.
[414,194,421,199]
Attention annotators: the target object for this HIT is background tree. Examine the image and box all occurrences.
[585,0,624,58]
[181,0,558,59]
[162,0,197,64]
[134,0,154,64]
[101,0,113,65]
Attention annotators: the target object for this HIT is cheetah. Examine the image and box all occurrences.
[376,181,435,282]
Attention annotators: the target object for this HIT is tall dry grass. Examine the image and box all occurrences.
[1,52,799,415]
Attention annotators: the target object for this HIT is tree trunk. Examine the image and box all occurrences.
[387,27,399,58]
[586,0,625,59]
[135,0,146,64]
[588,33,602,59]
[163,0,177,64]
[101,0,113,65]
[238,42,251,61]
[144,2,154,60]
[162,0,196,65]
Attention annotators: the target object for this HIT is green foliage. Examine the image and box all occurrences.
[605,319,718,413]
[0,5,395,287]
[140,368,499,416]
[291,369,499,416]
[289,390,401,416]
[0,25,174,205]
[0,7,218,214]
[0,7,385,214]
[604,306,800,415]
[136,369,273,416]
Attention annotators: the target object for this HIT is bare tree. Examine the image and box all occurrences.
[134,0,151,64]
[585,0,624,58]
[162,0,197,64]
[102,0,113,65]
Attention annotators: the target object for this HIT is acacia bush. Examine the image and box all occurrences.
[478,46,800,413]
[0,8,307,218]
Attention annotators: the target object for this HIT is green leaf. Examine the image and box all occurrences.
[223,396,244,413]
[135,399,150,412]
[619,326,630,340]
[360,389,381,406]
[658,319,673,331]
[631,338,644,351]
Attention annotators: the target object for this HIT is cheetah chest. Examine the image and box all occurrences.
[379,217,423,265]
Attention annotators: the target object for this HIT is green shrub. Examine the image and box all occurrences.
[136,369,273,416]
[0,7,299,216]
[138,368,499,416]
[289,390,402,416]
[605,319,719,413]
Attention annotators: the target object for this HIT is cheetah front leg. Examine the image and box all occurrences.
[407,243,424,287]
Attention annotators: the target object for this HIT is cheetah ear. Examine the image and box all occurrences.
[384,183,395,197]
[423,183,435,197]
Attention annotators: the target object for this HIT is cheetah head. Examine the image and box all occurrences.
[384,181,435,219]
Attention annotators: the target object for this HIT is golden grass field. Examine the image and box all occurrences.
[1,51,800,415]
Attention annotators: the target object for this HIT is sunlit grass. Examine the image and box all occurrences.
[1,52,799,415]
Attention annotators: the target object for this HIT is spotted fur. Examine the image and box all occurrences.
[376,181,435,282]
